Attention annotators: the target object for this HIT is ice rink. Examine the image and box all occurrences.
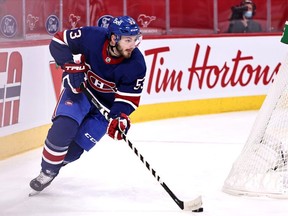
[1,110,288,216]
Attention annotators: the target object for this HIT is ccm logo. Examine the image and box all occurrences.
[84,133,97,144]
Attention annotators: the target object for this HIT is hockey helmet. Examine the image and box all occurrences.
[107,16,141,42]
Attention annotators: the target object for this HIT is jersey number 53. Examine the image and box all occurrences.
[70,29,82,39]
[134,78,145,90]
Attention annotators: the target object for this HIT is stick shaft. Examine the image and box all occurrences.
[80,83,201,210]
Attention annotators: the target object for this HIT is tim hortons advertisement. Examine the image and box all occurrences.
[0,35,287,137]
[138,35,287,104]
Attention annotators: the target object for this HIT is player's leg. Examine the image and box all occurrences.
[62,140,84,165]
[30,89,91,192]
[30,116,79,191]
[73,111,108,152]
[61,111,108,167]
[61,109,111,166]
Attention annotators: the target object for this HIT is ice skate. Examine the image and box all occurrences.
[29,171,56,196]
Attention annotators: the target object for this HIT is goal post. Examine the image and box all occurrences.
[222,24,288,198]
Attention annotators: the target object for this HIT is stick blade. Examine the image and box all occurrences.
[183,196,203,211]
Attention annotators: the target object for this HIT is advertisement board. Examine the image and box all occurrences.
[0,34,287,158]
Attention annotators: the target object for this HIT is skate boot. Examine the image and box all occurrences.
[30,171,56,192]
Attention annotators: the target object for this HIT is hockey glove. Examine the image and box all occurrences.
[62,63,89,94]
[107,113,131,140]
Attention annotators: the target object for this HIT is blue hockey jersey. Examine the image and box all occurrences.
[49,26,146,117]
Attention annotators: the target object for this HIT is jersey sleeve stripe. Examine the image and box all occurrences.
[52,30,68,46]
[114,98,138,110]
[63,30,68,44]
[115,93,141,109]
[116,90,142,97]
[52,37,67,45]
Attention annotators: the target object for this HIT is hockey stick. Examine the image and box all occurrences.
[80,83,203,211]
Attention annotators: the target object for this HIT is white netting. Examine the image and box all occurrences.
[223,55,288,198]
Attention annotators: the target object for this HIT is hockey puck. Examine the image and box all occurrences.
[192,207,204,212]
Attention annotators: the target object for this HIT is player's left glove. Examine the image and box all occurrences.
[62,62,89,94]
[107,113,131,140]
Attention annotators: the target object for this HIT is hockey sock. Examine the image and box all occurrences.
[41,116,79,175]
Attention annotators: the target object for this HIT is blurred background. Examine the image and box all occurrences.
[1,0,287,160]
[0,0,287,41]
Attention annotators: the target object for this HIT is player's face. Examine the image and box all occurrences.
[116,35,139,58]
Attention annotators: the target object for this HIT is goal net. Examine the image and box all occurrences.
[222,55,288,198]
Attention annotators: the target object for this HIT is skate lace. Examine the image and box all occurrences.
[36,172,53,184]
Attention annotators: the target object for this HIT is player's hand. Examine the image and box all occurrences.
[107,113,131,140]
[62,63,89,94]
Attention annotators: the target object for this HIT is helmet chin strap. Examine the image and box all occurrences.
[108,43,121,58]
[108,34,123,57]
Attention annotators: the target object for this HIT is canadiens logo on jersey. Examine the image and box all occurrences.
[87,71,116,93]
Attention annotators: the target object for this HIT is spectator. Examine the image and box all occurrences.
[227,0,262,33]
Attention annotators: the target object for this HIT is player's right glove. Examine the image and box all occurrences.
[62,63,89,94]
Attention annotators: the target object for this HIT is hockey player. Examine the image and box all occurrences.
[30,16,146,193]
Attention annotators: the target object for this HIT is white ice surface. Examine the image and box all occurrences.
[1,110,288,216]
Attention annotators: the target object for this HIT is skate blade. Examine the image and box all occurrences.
[28,190,40,197]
